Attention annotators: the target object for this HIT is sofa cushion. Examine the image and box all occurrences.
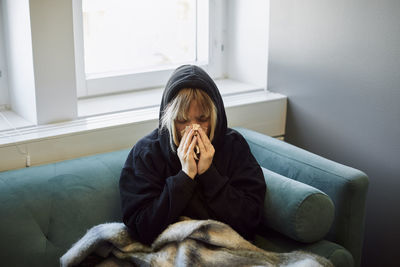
[261,167,335,243]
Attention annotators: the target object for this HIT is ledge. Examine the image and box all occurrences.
[0,79,284,146]
[77,79,272,117]
[0,79,287,171]
[0,109,35,132]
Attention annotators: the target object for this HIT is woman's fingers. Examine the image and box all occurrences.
[177,130,187,155]
[197,133,206,153]
[184,129,195,153]
[179,129,188,147]
[179,129,193,153]
[198,127,211,147]
[179,131,198,179]
[196,128,215,175]
[179,126,211,162]
[183,135,197,161]
[187,136,197,157]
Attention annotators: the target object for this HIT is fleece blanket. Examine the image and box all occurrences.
[60,219,333,267]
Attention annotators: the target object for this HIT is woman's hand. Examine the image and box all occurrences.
[196,127,215,175]
[177,128,198,179]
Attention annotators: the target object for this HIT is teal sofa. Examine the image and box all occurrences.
[0,128,368,267]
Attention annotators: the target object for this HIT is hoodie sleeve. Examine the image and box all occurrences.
[119,149,197,245]
[196,135,266,240]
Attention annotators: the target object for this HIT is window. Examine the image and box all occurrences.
[1,0,270,128]
[74,0,213,97]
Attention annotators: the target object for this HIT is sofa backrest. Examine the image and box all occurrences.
[0,149,130,267]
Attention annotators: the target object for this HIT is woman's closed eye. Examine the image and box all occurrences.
[176,117,208,124]
[176,119,188,124]
[198,116,209,122]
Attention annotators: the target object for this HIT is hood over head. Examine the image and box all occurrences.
[159,65,227,162]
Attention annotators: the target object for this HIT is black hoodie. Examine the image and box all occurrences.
[119,65,266,245]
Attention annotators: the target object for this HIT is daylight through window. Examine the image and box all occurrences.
[82,0,209,78]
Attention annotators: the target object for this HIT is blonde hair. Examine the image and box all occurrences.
[160,88,217,152]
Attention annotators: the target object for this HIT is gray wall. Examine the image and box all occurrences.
[268,0,400,266]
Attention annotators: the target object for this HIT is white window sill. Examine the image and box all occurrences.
[0,79,284,146]
[0,79,287,171]
[77,79,271,117]
[0,110,35,132]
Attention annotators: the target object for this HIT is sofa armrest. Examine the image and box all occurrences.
[260,167,335,243]
[234,127,369,267]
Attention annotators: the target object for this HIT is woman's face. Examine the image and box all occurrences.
[175,100,211,141]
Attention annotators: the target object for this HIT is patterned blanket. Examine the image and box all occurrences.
[60,219,333,267]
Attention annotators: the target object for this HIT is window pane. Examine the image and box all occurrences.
[82,0,205,76]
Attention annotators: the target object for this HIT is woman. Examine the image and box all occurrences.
[119,65,266,245]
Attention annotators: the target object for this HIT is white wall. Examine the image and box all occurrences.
[29,0,77,124]
[3,0,37,123]
[206,0,226,79]
[2,0,78,124]
[0,1,10,107]
[226,0,269,88]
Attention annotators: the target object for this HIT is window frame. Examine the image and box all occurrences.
[73,0,224,98]
[0,0,9,108]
